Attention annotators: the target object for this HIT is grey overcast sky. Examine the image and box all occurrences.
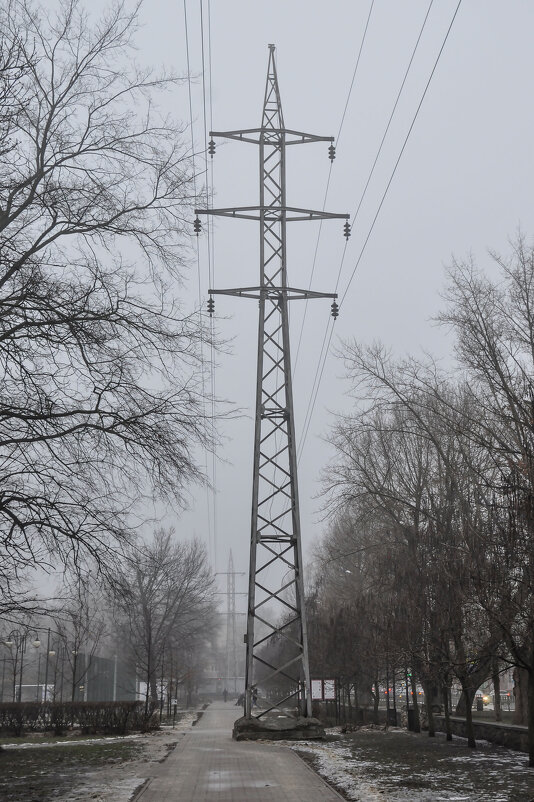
[128,0,534,591]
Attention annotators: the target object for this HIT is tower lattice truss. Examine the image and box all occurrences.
[196,45,349,719]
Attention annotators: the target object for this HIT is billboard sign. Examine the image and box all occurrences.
[311,678,336,701]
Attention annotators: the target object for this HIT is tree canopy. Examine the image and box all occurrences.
[0,0,212,610]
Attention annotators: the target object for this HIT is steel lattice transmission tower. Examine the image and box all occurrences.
[226,550,236,693]
[196,45,349,722]
[224,550,243,694]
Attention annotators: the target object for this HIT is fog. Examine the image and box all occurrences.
[38,1,534,601]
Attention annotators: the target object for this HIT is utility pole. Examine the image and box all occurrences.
[196,45,349,728]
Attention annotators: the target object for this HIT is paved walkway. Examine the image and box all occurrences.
[134,701,343,801]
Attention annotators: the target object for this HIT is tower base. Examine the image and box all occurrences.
[232,712,325,741]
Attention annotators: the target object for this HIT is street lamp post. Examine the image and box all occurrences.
[36,651,41,702]
[2,629,65,703]
[3,634,19,701]
[17,636,25,702]
[30,638,41,701]
[9,633,40,702]
[51,645,60,701]
[43,629,56,703]
[60,646,65,702]
[1,657,6,702]
[71,649,78,703]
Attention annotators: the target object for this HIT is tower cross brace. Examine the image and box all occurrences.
[196,45,349,721]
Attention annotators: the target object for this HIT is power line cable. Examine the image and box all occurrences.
[297,321,334,463]
[340,0,462,308]
[293,0,375,375]
[297,0,462,462]
[335,0,376,147]
[207,0,218,573]
[199,0,213,288]
[184,0,214,564]
[199,0,218,570]
[293,169,333,374]
[347,0,435,238]
[294,0,378,464]
[297,0,434,458]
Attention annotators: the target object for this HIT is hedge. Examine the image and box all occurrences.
[0,700,159,736]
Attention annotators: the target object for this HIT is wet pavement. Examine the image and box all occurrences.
[133,701,343,801]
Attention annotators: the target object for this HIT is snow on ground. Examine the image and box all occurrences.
[55,715,197,802]
[286,739,385,802]
[1,732,156,750]
[1,712,197,802]
[276,726,534,802]
[5,714,534,801]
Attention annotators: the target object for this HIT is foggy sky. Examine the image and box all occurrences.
[128,0,534,601]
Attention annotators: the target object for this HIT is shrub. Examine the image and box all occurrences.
[0,700,152,736]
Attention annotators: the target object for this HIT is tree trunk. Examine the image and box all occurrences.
[455,686,476,715]
[71,653,78,704]
[461,680,476,748]
[353,681,360,718]
[442,683,452,741]
[410,673,421,732]
[513,667,529,725]
[492,661,502,722]
[145,639,152,716]
[527,669,534,767]
[422,681,435,737]
[373,675,380,724]
[150,673,159,702]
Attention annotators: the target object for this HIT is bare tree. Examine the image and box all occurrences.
[308,510,392,722]
[50,573,107,702]
[438,238,534,763]
[323,351,506,746]
[0,0,213,602]
[112,529,216,712]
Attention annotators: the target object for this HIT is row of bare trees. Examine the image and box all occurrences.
[314,236,534,764]
[0,528,216,711]
[0,0,213,616]
[112,529,216,712]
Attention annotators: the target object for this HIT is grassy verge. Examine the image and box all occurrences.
[0,738,142,802]
[292,728,534,802]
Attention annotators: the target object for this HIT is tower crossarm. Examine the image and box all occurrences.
[209,286,337,301]
[210,128,334,146]
[195,205,349,222]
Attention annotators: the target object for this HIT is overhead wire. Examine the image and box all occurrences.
[297,0,434,461]
[293,0,375,375]
[297,0,462,463]
[346,0,435,249]
[335,0,376,149]
[207,0,218,571]
[339,0,462,308]
[199,0,218,571]
[184,0,215,568]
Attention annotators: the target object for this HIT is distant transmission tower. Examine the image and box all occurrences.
[196,45,349,722]
[225,550,241,693]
